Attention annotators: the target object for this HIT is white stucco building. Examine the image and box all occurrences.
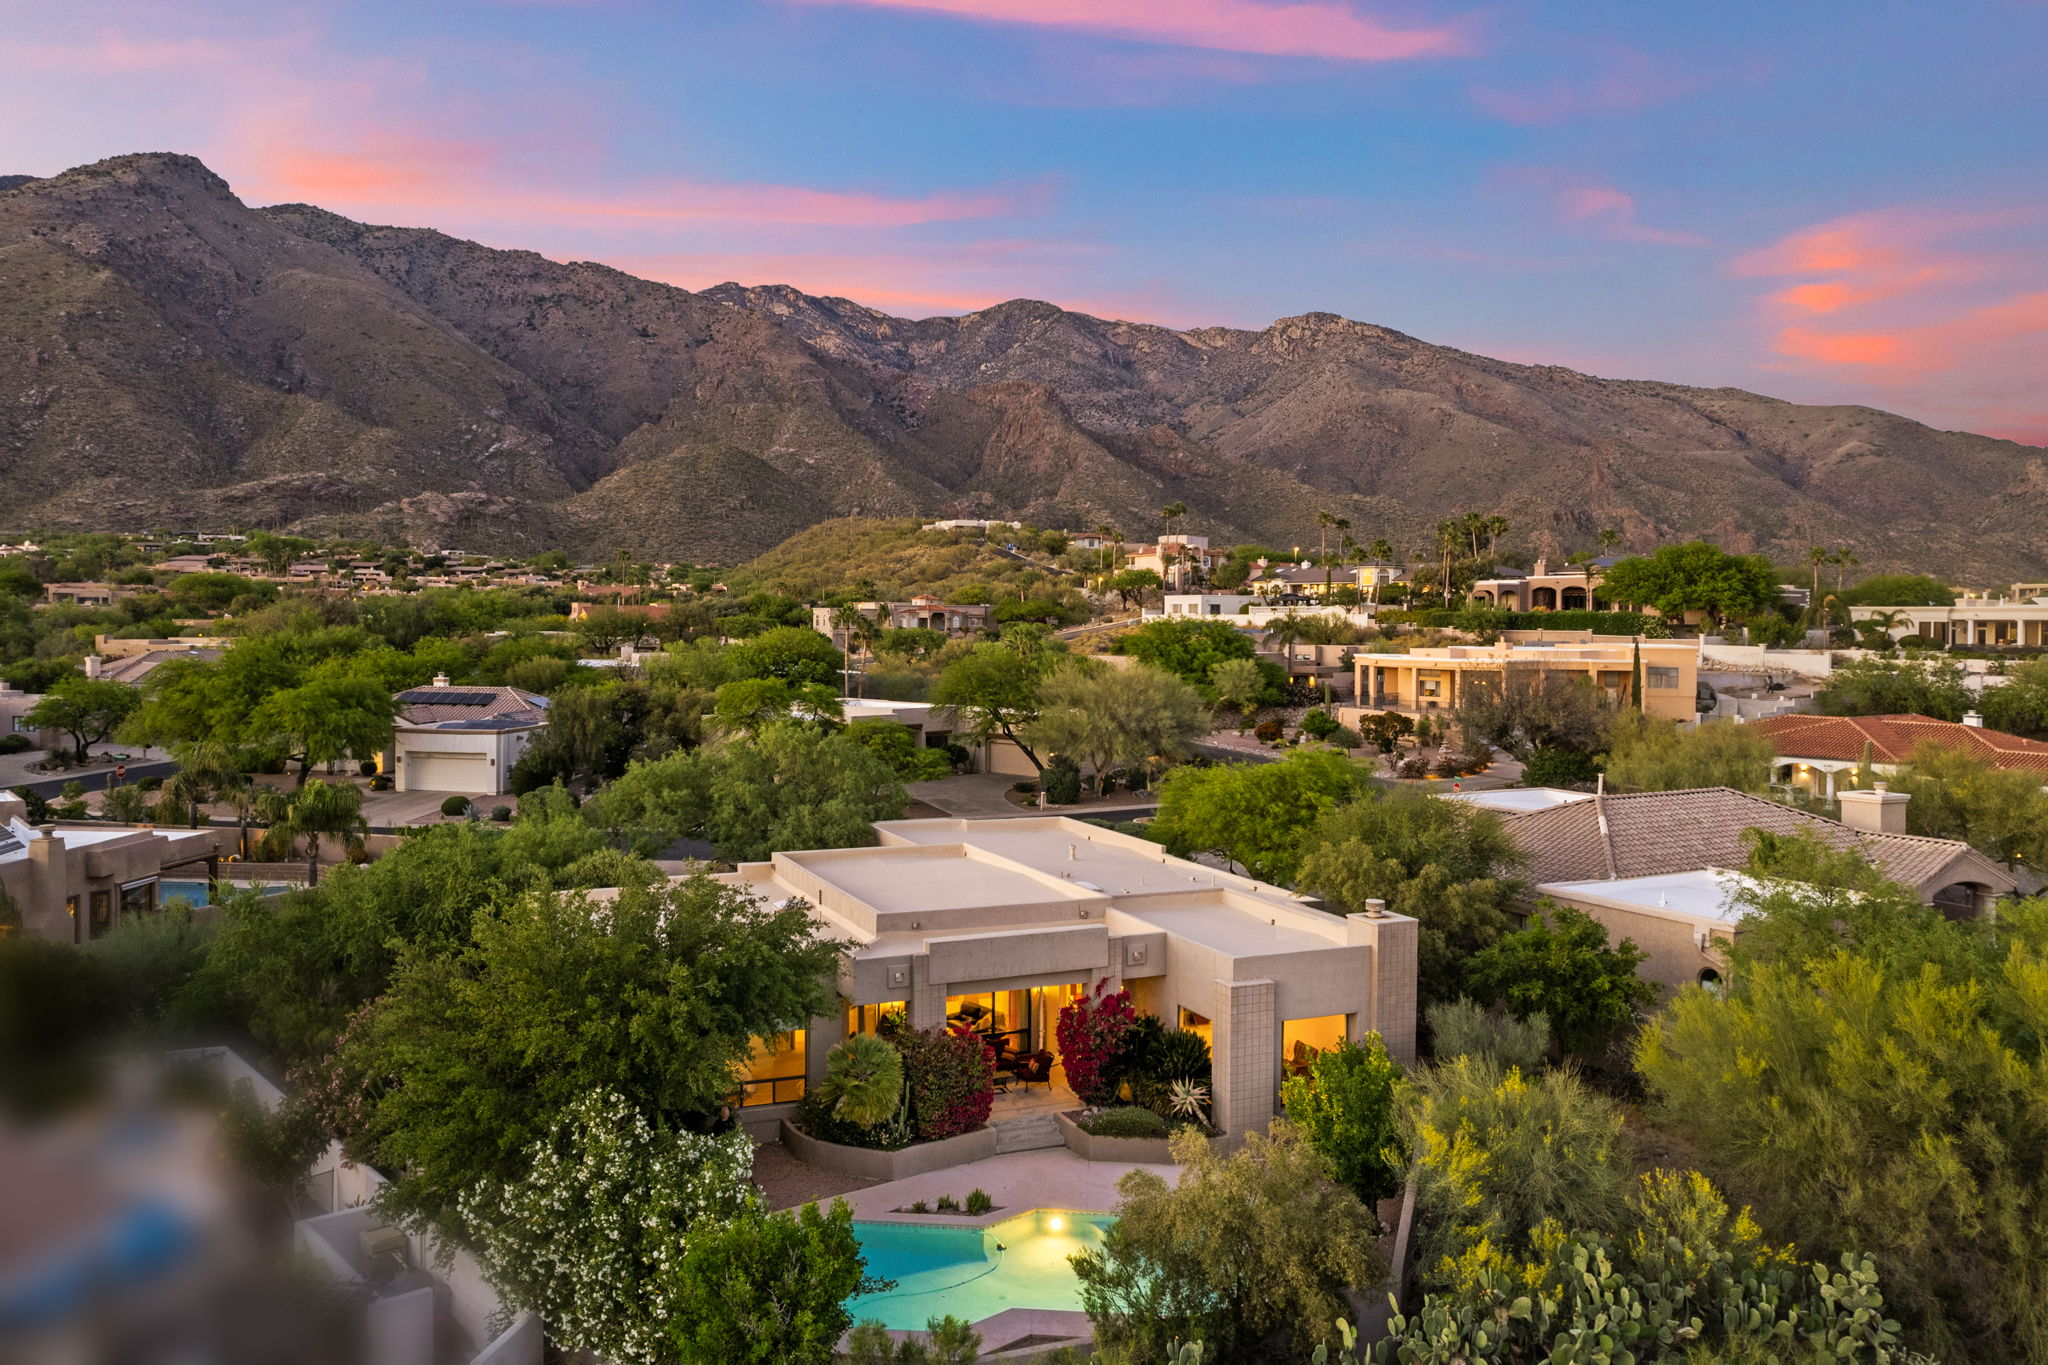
[389,678,549,795]
[714,816,1419,1139]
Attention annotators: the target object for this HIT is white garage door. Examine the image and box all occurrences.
[404,750,491,793]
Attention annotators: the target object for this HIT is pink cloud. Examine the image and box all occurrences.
[0,28,310,74]
[231,125,1033,229]
[1730,207,2048,443]
[1553,183,1709,247]
[788,0,1472,61]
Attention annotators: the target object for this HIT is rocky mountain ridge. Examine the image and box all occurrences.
[2,153,2043,577]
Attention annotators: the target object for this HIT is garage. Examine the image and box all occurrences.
[402,750,491,793]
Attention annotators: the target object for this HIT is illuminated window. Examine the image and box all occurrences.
[736,1030,806,1108]
[1283,1015,1349,1075]
[846,1002,905,1037]
[1177,1007,1212,1047]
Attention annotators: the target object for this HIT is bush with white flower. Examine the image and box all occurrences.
[456,1087,755,1365]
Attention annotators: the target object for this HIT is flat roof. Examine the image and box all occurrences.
[1116,894,1346,956]
[781,845,1091,915]
[1539,868,1761,924]
[876,818,1293,902]
[1442,788,1593,813]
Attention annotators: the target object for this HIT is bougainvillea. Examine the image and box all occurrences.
[894,1026,996,1140]
[1057,979,1139,1106]
[455,1087,755,1365]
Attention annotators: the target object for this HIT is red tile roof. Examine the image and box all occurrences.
[1747,713,2048,776]
[1499,786,2015,898]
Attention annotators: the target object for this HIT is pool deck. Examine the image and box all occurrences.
[843,1147,1180,1227]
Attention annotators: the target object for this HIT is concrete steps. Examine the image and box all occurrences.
[993,1113,1064,1154]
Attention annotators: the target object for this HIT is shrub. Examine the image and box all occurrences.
[0,734,28,755]
[1079,1105,1169,1139]
[1391,753,1431,780]
[816,1033,906,1129]
[1430,749,1469,778]
[490,805,512,822]
[439,794,472,817]
[1425,998,1550,1073]
[1253,719,1284,743]
[1149,1028,1211,1084]
[908,1200,930,1214]
[1072,1124,1383,1362]
[1328,724,1363,750]
[1300,707,1340,740]
[894,1027,996,1141]
[935,1193,960,1212]
[1281,1035,1404,1208]
[964,1188,993,1215]
[1403,1057,1631,1288]
[1042,756,1082,805]
[370,773,393,791]
[847,1316,983,1365]
[1056,980,1138,1107]
[1520,745,1600,788]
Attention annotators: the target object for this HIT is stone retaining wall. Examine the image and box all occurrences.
[1053,1111,1177,1164]
[780,1120,998,1180]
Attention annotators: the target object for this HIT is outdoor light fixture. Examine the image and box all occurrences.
[1048,1216,1065,1232]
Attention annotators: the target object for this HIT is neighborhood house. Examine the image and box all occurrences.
[388,678,550,796]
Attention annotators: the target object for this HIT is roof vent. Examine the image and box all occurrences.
[1963,711,1985,728]
[432,673,451,687]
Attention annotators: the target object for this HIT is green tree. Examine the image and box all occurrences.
[1599,715,1775,793]
[1840,573,1956,606]
[26,677,140,762]
[245,671,396,785]
[1280,1035,1404,1208]
[588,725,906,862]
[1072,1123,1383,1363]
[1598,542,1780,627]
[1026,659,1208,794]
[1107,567,1163,611]
[1208,658,1264,732]
[1638,909,2048,1361]
[726,626,845,687]
[1888,738,2048,871]
[160,739,250,830]
[1980,657,2048,739]
[842,718,954,781]
[932,636,1053,772]
[1452,665,1615,757]
[1463,905,1656,1055]
[341,873,843,1230]
[1295,790,1525,1004]
[1119,618,1265,693]
[256,778,366,886]
[711,678,843,735]
[1813,656,1972,721]
[1423,998,1550,1074]
[1403,1055,1631,1289]
[459,1088,756,1365]
[574,606,652,655]
[669,1199,889,1365]
[1150,749,1367,884]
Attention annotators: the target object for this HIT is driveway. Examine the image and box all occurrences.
[908,773,1160,822]
[3,744,177,798]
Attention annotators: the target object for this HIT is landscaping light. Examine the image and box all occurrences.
[1048,1216,1065,1232]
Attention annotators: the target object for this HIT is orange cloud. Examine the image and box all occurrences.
[1770,281,1887,314]
[788,0,1471,61]
[1775,328,1902,366]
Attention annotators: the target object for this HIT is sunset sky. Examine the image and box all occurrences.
[4,0,2044,443]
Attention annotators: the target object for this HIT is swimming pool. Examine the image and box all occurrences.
[159,880,284,907]
[847,1209,1112,1330]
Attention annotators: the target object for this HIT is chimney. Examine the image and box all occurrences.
[1962,711,1985,728]
[83,654,103,680]
[431,673,451,687]
[1533,557,1548,576]
[1838,781,1909,836]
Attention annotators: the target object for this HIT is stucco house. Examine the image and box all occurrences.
[811,598,994,639]
[1470,557,1617,612]
[1340,638,1703,725]
[713,816,1419,1141]
[1747,712,2048,797]
[388,678,549,795]
[0,793,231,944]
[1850,586,2048,648]
[1499,785,2016,992]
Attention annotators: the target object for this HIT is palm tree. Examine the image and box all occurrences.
[1835,549,1860,591]
[163,740,249,831]
[1160,502,1189,589]
[1315,510,1337,561]
[1806,546,1829,595]
[259,778,367,887]
[1598,527,1621,556]
[829,605,865,692]
[1367,537,1394,604]
[1096,523,1119,577]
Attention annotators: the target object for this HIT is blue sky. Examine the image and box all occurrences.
[3,0,2045,441]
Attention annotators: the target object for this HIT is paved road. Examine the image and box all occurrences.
[12,760,179,799]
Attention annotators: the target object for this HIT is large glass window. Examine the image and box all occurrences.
[736,1030,806,1108]
[846,1002,906,1036]
[120,879,157,918]
[88,891,112,940]
[947,990,1032,1057]
[1177,1006,1213,1047]
[1283,1014,1349,1076]
[1646,666,1680,689]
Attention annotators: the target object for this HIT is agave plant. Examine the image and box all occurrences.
[818,1033,904,1129]
[1167,1078,1210,1124]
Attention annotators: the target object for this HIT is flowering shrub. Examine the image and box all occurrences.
[455,1087,754,1365]
[894,1027,996,1140]
[1057,979,1139,1106]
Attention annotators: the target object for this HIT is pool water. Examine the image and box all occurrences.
[847,1209,1112,1330]
[159,880,283,907]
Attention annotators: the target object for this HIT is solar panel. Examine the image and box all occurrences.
[397,689,497,706]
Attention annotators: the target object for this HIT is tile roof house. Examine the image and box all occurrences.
[1747,712,2048,796]
[1499,786,2016,991]
[388,678,549,796]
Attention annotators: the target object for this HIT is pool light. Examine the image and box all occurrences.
[1048,1216,1064,1232]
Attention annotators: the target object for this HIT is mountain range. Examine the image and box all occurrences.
[2,153,2044,578]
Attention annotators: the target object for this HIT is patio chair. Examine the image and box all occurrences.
[1011,1050,1054,1093]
